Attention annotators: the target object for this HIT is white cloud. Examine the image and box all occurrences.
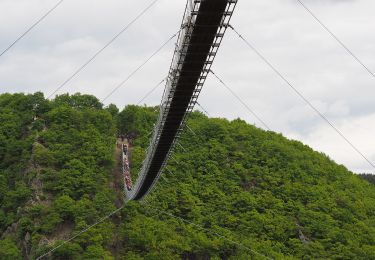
[287,113,375,173]
[0,0,374,173]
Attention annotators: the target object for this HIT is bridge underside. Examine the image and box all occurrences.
[131,0,237,200]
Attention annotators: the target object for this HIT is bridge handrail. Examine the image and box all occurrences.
[128,0,237,200]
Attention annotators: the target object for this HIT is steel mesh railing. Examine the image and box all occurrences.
[128,0,237,201]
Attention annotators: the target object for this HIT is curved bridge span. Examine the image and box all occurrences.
[127,0,237,201]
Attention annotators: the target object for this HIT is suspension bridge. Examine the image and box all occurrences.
[1,0,374,258]
[126,0,237,201]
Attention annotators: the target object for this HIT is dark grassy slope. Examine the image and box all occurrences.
[360,174,375,185]
[1,94,375,259]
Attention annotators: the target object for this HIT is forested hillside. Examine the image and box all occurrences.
[0,93,117,259]
[1,93,375,259]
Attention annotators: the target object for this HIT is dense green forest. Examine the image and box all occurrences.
[1,93,375,259]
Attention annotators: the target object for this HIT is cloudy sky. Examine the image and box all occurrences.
[0,0,374,173]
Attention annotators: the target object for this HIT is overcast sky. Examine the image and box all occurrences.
[0,0,374,174]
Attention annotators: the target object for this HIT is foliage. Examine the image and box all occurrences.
[117,105,158,144]
[0,238,22,260]
[1,95,375,259]
[0,93,117,258]
[117,106,375,259]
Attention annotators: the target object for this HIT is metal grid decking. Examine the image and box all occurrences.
[128,0,237,201]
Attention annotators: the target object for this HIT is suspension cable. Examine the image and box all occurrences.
[229,25,375,170]
[0,0,64,59]
[101,29,181,103]
[296,0,375,80]
[185,124,198,137]
[137,78,166,105]
[196,101,211,117]
[47,0,161,99]
[210,69,271,131]
[36,204,125,259]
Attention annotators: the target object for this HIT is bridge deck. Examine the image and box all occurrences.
[130,0,237,200]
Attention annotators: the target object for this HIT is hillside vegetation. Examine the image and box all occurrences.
[1,93,375,259]
[0,93,117,259]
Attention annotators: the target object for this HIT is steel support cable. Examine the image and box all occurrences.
[165,167,174,175]
[0,0,64,59]
[47,0,161,99]
[186,124,198,137]
[209,69,271,131]
[144,204,273,260]
[101,29,181,103]
[229,25,375,170]
[170,155,180,165]
[161,174,169,183]
[196,101,211,117]
[177,142,187,152]
[296,0,375,80]
[178,123,204,148]
[36,204,125,260]
[137,78,167,105]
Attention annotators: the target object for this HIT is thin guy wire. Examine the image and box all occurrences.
[161,174,169,183]
[196,101,211,117]
[165,167,174,175]
[0,0,64,59]
[170,155,180,165]
[296,0,375,80]
[229,25,375,170]
[145,204,273,260]
[210,69,271,131]
[137,78,166,105]
[101,29,181,103]
[36,204,125,260]
[186,124,198,137]
[177,142,187,152]
[47,0,160,99]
